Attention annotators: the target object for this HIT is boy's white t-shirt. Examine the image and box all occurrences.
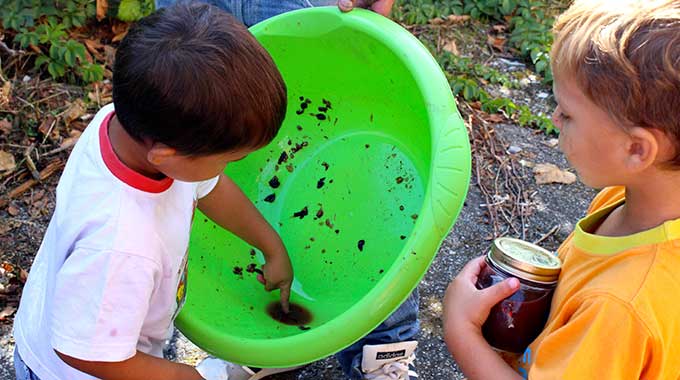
[13,104,219,380]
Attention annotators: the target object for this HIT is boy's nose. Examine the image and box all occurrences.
[551,108,562,131]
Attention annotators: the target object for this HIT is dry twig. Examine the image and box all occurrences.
[0,159,64,208]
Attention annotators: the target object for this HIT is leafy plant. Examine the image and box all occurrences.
[395,0,558,133]
[463,0,518,20]
[1,0,103,83]
[438,52,521,89]
[392,0,464,25]
[508,1,554,83]
[395,0,556,84]
[116,0,154,22]
[517,105,555,133]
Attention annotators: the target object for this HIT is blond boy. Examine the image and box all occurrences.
[444,1,680,379]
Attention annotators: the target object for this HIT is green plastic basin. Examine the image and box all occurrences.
[175,6,471,367]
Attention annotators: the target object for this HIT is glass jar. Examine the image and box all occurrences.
[476,237,562,353]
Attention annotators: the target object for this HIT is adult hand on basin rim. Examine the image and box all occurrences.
[337,0,395,17]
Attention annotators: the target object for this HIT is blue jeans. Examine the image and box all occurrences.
[155,0,337,26]
[14,348,41,380]
[336,290,420,379]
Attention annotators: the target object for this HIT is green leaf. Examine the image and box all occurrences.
[61,16,72,29]
[530,48,540,62]
[42,6,59,16]
[451,80,465,95]
[64,50,75,67]
[54,62,66,77]
[49,43,60,59]
[47,62,59,78]
[35,54,50,68]
[79,63,105,83]
[463,83,478,101]
[535,59,547,74]
[118,0,144,21]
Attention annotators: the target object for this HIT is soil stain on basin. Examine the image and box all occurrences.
[266,302,313,327]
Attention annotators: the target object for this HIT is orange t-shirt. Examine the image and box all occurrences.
[517,187,680,379]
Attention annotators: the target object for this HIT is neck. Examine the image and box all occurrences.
[618,173,680,234]
[108,116,165,180]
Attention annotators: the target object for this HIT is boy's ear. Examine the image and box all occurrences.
[625,126,659,171]
[147,143,178,166]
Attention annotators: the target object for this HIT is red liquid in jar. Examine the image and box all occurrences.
[476,261,555,353]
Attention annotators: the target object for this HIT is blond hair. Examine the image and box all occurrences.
[551,0,680,165]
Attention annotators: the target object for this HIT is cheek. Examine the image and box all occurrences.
[557,130,573,155]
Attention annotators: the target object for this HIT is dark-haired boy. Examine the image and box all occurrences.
[13,3,292,380]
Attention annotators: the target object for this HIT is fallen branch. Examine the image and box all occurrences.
[24,144,40,180]
[0,159,64,208]
[0,41,17,57]
[42,138,78,156]
[533,225,560,245]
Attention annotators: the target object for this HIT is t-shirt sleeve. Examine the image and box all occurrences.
[50,248,160,362]
[586,186,625,214]
[528,295,652,380]
[196,175,220,199]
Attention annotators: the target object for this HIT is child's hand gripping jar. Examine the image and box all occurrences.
[476,237,562,353]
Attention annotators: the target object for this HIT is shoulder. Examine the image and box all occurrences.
[586,186,625,214]
[562,250,680,339]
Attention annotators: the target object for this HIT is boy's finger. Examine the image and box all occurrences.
[338,0,355,12]
[481,278,520,308]
[460,256,486,280]
[338,0,376,12]
[280,286,291,313]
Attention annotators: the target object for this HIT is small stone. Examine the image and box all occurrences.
[7,205,19,216]
[507,145,523,154]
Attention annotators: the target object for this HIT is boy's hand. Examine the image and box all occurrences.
[196,357,254,380]
[444,256,519,335]
[195,357,230,380]
[257,249,293,313]
[197,174,294,312]
[338,0,395,16]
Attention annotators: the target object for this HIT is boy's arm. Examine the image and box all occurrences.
[446,330,523,380]
[198,173,293,310]
[443,256,523,380]
[56,350,203,380]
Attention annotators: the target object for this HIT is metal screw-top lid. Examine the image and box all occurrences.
[489,237,562,284]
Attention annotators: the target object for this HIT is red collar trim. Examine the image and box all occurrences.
[99,112,173,193]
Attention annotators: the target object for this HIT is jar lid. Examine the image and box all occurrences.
[489,237,562,283]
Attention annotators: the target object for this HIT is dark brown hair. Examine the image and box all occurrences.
[112,2,287,155]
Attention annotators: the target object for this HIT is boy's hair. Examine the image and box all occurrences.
[551,0,680,166]
[112,3,287,155]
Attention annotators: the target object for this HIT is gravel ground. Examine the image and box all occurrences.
[0,120,596,379]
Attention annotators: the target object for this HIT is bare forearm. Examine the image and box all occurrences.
[446,330,523,380]
[198,174,283,257]
[56,350,203,380]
